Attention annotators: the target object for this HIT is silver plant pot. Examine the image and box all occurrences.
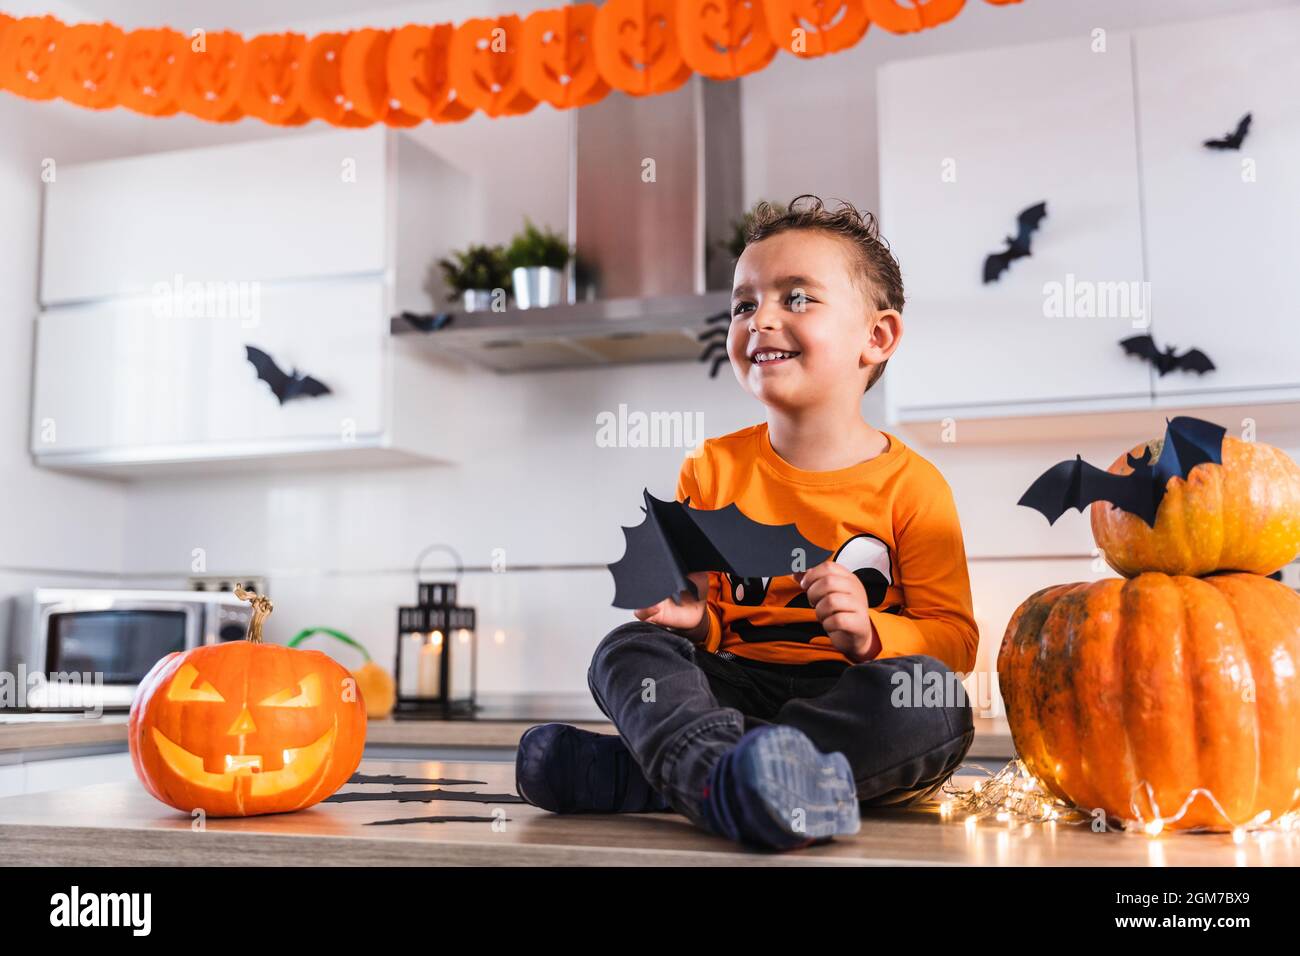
[511,266,566,310]
[460,288,497,313]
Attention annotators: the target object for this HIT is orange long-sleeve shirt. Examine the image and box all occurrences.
[676,422,978,673]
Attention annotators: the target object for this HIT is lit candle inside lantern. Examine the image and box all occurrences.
[418,630,443,697]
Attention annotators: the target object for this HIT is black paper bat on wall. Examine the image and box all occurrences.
[1017,416,1226,527]
[608,489,832,609]
[244,345,332,405]
[1203,112,1252,150]
[1120,334,1216,376]
[982,202,1048,284]
[697,309,732,378]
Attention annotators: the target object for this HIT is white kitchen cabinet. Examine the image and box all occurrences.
[32,129,478,474]
[878,33,1150,420]
[21,752,135,795]
[1134,8,1300,401]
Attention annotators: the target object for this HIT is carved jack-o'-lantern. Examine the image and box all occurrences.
[129,588,366,817]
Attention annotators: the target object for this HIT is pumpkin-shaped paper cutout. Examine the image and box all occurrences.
[519,5,609,110]
[116,28,186,116]
[177,30,246,122]
[760,0,869,58]
[387,23,472,123]
[677,0,777,80]
[340,28,420,127]
[129,642,367,817]
[449,16,539,118]
[863,0,966,35]
[593,0,693,96]
[0,15,66,101]
[239,32,310,126]
[298,32,375,127]
[53,22,126,109]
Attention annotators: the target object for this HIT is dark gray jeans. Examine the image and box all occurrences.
[587,620,975,828]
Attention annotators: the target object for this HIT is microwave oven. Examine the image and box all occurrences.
[3,588,255,712]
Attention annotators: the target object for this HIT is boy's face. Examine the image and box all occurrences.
[728,230,893,412]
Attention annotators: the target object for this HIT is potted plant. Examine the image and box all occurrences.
[504,218,572,309]
[435,244,512,312]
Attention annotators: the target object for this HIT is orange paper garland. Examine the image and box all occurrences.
[0,1,1021,125]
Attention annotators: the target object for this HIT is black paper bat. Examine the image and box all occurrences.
[983,202,1047,284]
[1203,112,1251,150]
[1018,416,1226,527]
[244,345,332,405]
[697,309,731,378]
[1120,335,1216,377]
[608,489,832,609]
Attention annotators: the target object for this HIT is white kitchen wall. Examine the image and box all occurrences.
[5,0,1298,701]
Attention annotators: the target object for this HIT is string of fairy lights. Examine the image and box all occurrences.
[939,758,1300,841]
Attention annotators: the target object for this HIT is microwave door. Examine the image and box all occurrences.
[35,603,199,710]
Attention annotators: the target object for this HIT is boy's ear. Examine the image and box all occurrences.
[862,308,903,366]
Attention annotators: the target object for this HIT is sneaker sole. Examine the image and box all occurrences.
[738,725,861,842]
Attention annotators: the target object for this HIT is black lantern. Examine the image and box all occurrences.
[394,547,478,719]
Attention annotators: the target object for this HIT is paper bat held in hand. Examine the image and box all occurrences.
[608,489,832,609]
[245,345,333,405]
[1120,335,1216,376]
[1017,416,1226,528]
[982,202,1047,284]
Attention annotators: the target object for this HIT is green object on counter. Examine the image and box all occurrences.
[288,627,372,662]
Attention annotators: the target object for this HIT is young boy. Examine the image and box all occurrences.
[516,195,978,851]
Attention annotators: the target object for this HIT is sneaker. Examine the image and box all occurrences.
[515,722,672,814]
[700,724,860,850]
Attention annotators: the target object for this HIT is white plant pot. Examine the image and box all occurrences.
[461,289,497,312]
[511,266,566,310]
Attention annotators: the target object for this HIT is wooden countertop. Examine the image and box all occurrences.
[0,714,1016,758]
[1,756,1291,866]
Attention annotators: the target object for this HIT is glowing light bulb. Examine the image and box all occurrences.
[1144,818,1164,837]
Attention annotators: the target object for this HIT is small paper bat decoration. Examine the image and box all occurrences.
[1018,416,1226,527]
[697,309,731,378]
[982,202,1048,284]
[608,489,832,609]
[1120,334,1216,376]
[244,345,332,405]
[1203,112,1251,150]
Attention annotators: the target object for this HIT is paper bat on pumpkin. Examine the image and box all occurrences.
[1120,334,1216,376]
[1018,416,1226,527]
[1203,112,1252,150]
[244,345,332,404]
[983,202,1048,284]
[608,489,832,609]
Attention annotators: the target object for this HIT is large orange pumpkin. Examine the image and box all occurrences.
[129,596,366,817]
[1091,434,1300,578]
[998,572,1300,831]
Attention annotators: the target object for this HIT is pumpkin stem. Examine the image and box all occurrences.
[287,627,373,663]
[234,584,273,644]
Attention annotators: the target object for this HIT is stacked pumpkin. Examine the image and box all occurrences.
[999,418,1300,831]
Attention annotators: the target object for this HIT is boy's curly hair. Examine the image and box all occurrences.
[744,195,904,393]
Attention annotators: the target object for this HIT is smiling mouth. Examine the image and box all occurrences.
[151,725,336,795]
[750,349,801,366]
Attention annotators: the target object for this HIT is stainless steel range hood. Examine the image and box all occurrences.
[393,76,742,373]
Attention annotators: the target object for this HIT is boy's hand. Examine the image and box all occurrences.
[794,561,879,663]
[634,572,712,639]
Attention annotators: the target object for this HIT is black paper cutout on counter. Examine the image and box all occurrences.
[324,788,525,805]
[1120,334,1216,376]
[1203,112,1251,150]
[366,814,509,827]
[396,311,455,333]
[982,202,1047,284]
[244,345,332,405]
[697,309,731,378]
[608,489,832,609]
[347,772,486,786]
[1017,416,1226,528]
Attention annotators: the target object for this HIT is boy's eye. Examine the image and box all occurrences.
[732,301,754,317]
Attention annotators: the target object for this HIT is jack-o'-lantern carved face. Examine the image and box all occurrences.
[129,638,366,817]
